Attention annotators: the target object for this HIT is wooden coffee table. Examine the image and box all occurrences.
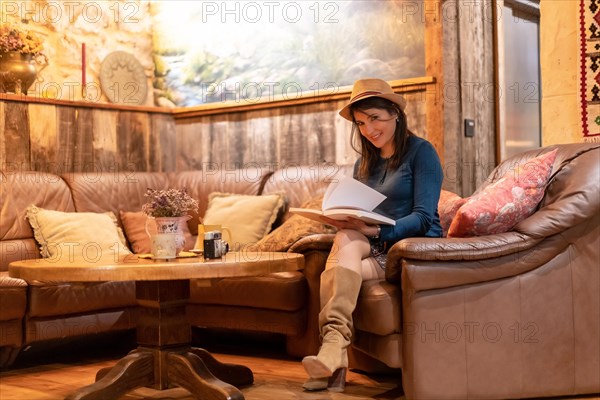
[9,251,304,400]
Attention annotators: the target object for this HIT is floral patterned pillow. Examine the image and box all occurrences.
[448,149,558,237]
[438,190,467,237]
[248,195,335,252]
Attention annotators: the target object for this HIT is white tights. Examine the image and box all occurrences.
[325,229,385,281]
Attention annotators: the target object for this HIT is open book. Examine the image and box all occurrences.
[289,176,396,225]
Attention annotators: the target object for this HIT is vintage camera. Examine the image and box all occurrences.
[203,231,229,259]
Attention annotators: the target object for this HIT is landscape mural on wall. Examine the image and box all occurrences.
[151,0,425,107]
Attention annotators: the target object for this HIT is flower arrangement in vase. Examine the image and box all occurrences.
[142,188,199,255]
[0,22,48,94]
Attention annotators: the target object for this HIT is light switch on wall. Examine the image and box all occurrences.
[464,119,475,137]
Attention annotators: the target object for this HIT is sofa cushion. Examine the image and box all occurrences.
[1,171,74,271]
[120,210,194,253]
[250,195,334,252]
[189,271,306,312]
[171,168,270,237]
[26,206,131,261]
[0,272,27,321]
[27,281,137,318]
[448,149,558,237]
[187,304,306,336]
[0,239,40,272]
[62,172,170,221]
[202,192,285,247]
[354,280,402,336]
[25,309,137,344]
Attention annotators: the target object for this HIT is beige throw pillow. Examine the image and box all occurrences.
[26,205,131,262]
[202,192,285,248]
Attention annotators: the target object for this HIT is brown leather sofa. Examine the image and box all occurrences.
[0,165,332,367]
[1,143,598,400]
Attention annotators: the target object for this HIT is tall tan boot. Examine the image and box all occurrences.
[302,266,362,391]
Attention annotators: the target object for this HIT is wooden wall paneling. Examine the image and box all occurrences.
[0,101,4,169]
[314,101,339,165]
[457,0,496,196]
[74,108,95,173]
[92,109,118,174]
[440,0,463,195]
[224,113,245,168]
[277,106,303,166]
[271,108,283,167]
[149,113,176,172]
[424,0,445,166]
[28,104,57,174]
[458,3,477,196]
[172,79,438,173]
[241,109,278,168]
[478,1,497,186]
[2,102,31,171]
[55,106,78,174]
[404,91,427,138]
[117,111,149,172]
[175,122,209,171]
[333,99,357,167]
[277,104,335,166]
[208,116,232,169]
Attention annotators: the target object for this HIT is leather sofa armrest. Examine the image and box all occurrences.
[387,230,572,292]
[385,231,542,284]
[288,233,335,253]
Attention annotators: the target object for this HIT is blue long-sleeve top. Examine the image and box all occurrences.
[353,135,443,248]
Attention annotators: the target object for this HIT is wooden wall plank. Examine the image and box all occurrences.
[3,103,31,171]
[149,113,176,172]
[208,117,232,168]
[92,109,118,173]
[176,122,209,171]
[440,0,462,195]
[277,106,309,166]
[56,106,78,174]
[0,101,5,169]
[457,0,497,196]
[425,0,445,165]
[74,108,95,172]
[224,113,245,169]
[117,111,149,172]
[333,99,357,167]
[479,1,497,185]
[28,104,58,173]
[241,110,277,168]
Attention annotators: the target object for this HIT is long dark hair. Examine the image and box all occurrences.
[349,97,415,180]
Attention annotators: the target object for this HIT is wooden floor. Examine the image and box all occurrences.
[0,331,598,400]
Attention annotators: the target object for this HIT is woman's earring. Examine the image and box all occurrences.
[396,118,399,123]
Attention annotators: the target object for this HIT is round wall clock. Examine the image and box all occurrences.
[99,51,148,105]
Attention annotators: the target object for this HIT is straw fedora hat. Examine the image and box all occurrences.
[339,78,407,121]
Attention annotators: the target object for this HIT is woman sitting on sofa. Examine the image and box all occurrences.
[302,78,443,392]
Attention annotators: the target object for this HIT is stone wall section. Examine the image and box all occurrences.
[2,0,155,106]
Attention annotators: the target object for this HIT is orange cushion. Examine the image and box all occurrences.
[437,190,467,237]
[120,211,193,253]
[448,149,557,237]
